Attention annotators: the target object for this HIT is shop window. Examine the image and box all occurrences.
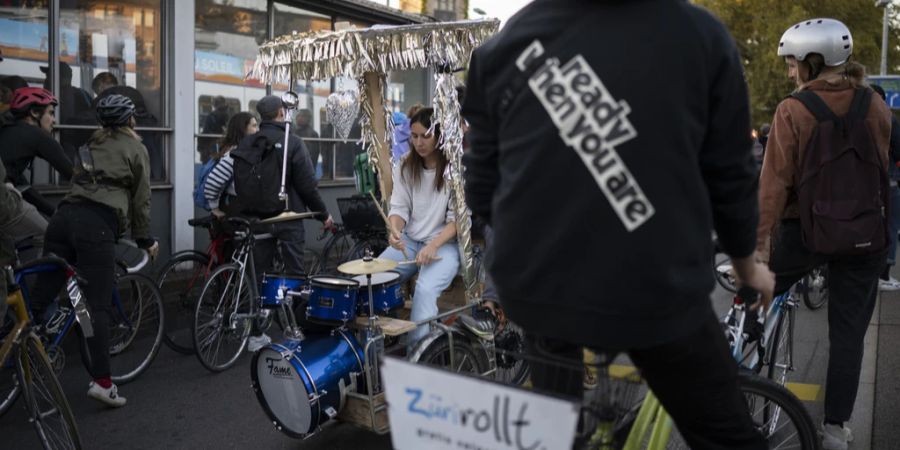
[58,0,165,126]
[0,2,49,92]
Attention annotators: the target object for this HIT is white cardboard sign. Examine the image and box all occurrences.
[381,357,579,450]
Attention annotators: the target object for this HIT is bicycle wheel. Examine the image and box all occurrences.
[766,306,794,386]
[157,252,211,355]
[801,267,828,310]
[16,333,83,450]
[494,320,530,386]
[714,256,738,293]
[315,231,357,275]
[192,264,251,373]
[108,273,165,384]
[416,335,487,375]
[738,373,817,449]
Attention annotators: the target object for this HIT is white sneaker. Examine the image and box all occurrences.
[879,277,900,291]
[87,381,126,408]
[821,423,853,450]
[247,333,271,352]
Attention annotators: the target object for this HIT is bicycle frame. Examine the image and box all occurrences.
[724,290,795,371]
[15,262,131,360]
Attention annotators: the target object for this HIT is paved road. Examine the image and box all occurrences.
[0,278,888,449]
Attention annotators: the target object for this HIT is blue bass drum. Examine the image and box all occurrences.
[353,271,403,316]
[259,273,306,308]
[251,331,365,438]
[306,276,359,323]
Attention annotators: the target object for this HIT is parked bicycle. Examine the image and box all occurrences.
[156,216,232,355]
[0,240,164,416]
[192,213,325,372]
[1,263,82,449]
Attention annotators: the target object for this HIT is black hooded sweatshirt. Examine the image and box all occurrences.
[462,0,759,349]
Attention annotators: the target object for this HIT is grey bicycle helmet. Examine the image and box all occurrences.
[777,18,852,66]
[96,94,135,126]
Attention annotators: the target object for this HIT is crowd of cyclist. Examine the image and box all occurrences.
[0,4,896,450]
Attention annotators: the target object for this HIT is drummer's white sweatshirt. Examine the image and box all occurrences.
[389,164,455,243]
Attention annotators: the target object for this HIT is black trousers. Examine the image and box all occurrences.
[31,203,117,380]
[526,310,767,450]
[769,220,883,423]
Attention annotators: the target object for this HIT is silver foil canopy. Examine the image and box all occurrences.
[249,19,500,83]
[432,71,478,303]
[250,19,499,305]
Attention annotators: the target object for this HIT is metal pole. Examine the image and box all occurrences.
[882,2,890,76]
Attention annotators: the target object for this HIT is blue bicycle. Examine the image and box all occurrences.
[0,243,164,416]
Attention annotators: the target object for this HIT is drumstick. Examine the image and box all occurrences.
[369,191,410,260]
[399,257,443,265]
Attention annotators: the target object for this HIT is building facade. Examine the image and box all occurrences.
[0,0,432,258]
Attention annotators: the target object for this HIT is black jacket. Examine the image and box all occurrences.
[462,0,758,349]
[0,121,73,187]
[239,120,329,218]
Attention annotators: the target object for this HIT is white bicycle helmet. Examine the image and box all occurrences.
[777,18,853,66]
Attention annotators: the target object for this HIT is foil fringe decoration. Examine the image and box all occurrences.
[432,71,478,304]
[356,74,395,209]
[250,19,500,83]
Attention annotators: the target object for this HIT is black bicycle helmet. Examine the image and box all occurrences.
[96,94,135,126]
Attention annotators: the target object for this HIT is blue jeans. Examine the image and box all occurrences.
[378,234,460,346]
[889,184,900,266]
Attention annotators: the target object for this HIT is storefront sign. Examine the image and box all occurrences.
[382,357,579,450]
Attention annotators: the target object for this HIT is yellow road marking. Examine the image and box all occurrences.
[785,382,821,402]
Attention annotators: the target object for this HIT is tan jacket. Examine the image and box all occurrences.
[68,130,151,239]
[757,76,892,261]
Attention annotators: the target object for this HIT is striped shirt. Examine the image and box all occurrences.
[203,151,237,210]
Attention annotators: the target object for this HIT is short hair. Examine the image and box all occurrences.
[259,109,279,121]
[1,75,28,92]
[91,72,119,95]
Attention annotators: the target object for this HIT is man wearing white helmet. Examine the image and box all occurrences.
[758,18,892,450]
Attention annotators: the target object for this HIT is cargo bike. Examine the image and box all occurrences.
[238,18,522,440]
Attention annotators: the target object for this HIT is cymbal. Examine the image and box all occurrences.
[338,258,399,275]
[259,211,317,224]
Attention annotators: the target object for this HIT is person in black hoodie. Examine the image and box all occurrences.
[462,1,773,448]
[232,95,334,351]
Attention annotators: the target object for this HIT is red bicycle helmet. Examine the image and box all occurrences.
[10,87,58,112]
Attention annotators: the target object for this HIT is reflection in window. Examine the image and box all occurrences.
[194,0,267,163]
[58,1,165,126]
[0,2,49,102]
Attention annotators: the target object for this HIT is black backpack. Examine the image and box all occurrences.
[231,134,285,218]
[791,88,890,256]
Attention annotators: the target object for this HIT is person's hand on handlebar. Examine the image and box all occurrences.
[136,238,160,260]
[211,208,226,219]
[731,250,774,310]
[322,214,334,230]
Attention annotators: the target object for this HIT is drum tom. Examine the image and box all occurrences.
[259,273,306,308]
[352,271,403,316]
[251,331,364,437]
[306,276,359,323]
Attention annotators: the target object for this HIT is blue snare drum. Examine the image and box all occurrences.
[353,271,403,316]
[306,276,359,323]
[259,273,306,308]
[251,330,364,438]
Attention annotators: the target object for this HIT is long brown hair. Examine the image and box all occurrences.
[215,112,256,159]
[801,54,867,87]
[401,107,448,192]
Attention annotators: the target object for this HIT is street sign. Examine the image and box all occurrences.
[381,357,580,450]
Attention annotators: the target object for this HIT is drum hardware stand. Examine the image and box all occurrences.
[279,288,305,341]
[278,90,300,211]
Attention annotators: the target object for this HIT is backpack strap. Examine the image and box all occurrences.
[847,87,873,121]
[790,90,839,123]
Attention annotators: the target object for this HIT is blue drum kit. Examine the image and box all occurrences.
[251,253,403,438]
